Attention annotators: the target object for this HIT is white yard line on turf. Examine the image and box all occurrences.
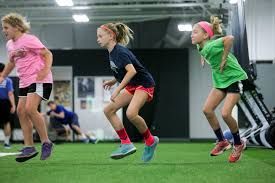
[0,152,20,157]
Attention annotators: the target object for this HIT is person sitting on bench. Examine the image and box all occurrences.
[46,101,98,143]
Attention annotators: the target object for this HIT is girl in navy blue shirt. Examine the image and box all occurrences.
[97,22,159,162]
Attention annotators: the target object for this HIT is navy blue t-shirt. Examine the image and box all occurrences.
[0,77,14,100]
[47,105,74,124]
[109,44,155,88]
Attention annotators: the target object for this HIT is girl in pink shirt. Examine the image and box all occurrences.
[0,13,53,162]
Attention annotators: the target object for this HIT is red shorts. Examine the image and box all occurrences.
[125,85,154,102]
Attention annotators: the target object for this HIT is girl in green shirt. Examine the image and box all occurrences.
[191,16,247,163]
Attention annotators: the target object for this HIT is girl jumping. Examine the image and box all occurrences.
[97,22,159,162]
[0,13,54,162]
[191,16,248,163]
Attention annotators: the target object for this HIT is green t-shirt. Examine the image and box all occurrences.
[197,38,248,88]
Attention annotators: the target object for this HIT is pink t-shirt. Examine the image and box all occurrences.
[6,33,53,88]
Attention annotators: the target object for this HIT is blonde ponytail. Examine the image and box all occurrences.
[100,22,134,46]
[210,16,223,35]
[114,22,133,46]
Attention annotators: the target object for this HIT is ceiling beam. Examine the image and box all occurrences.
[0,3,213,11]
[28,13,202,21]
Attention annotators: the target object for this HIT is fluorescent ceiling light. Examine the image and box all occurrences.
[229,0,238,4]
[178,24,192,32]
[73,14,89,23]
[56,0,73,6]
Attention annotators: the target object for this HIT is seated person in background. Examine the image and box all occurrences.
[46,101,98,143]
[35,113,71,142]
[48,115,71,141]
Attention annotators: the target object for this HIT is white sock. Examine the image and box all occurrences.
[4,135,10,144]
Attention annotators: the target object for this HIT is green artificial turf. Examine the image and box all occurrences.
[0,143,274,183]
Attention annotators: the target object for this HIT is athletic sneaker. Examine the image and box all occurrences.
[15,147,39,162]
[89,138,99,144]
[4,143,11,149]
[40,141,53,160]
[110,143,136,160]
[228,141,246,163]
[18,147,24,152]
[210,140,232,156]
[142,136,159,162]
[81,138,90,144]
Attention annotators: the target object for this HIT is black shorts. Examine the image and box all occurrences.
[216,80,244,94]
[19,83,52,101]
[0,99,12,124]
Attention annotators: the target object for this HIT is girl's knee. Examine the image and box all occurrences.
[221,110,232,121]
[25,105,38,116]
[203,107,214,117]
[17,105,26,117]
[126,109,138,121]
[103,104,117,116]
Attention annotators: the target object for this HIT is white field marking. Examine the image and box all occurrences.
[0,152,20,157]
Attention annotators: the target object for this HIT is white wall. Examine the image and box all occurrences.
[254,64,275,109]
[245,0,275,61]
[0,41,8,62]
[245,0,275,111]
